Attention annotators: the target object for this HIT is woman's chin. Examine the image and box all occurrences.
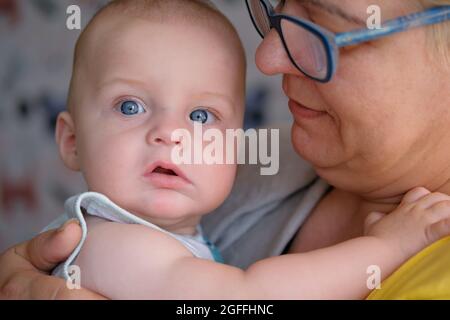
[290,123,341,170]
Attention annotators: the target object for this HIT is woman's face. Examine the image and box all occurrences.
[255,0,450,200]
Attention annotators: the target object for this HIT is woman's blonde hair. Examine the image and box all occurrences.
[418,0,450,65]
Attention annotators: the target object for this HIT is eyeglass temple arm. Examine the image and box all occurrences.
[335,6,450,47]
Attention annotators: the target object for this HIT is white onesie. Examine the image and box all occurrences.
[43,192,224,280]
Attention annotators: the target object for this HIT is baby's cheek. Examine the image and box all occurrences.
[80,139,135,193]
[193,163,236,211]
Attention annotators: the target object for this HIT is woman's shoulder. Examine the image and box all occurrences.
[288,188,362,253]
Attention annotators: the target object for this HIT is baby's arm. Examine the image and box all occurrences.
[75,187,450,299]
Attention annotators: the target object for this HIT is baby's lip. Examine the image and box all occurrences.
[143,161,191,184]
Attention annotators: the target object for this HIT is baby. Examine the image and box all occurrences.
[47,0,450,299]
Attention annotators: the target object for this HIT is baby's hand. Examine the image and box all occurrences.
[364,187,450,260]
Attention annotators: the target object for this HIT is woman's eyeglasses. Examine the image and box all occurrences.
[246,0,450,82]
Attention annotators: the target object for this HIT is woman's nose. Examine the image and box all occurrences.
[255,29,303,77]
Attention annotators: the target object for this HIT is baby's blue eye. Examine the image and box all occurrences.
[119,100,146,116]
[189,109,216,124]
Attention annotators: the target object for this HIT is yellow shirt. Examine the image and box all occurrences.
[367,236,450,300]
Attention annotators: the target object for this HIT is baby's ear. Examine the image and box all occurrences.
[55,111,80,171]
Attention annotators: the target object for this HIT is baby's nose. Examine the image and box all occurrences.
[151,135,181,145]
[146,122,183,146]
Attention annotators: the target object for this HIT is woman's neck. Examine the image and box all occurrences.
[357,176,450,217]
[289,173,450,254]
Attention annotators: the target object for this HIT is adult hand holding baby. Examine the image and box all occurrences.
[0,220,103,299]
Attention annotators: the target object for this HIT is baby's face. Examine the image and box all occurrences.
[70,17,244,231]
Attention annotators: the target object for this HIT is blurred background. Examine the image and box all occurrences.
[0,0,291,252]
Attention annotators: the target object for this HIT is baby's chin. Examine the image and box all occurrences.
[122,189,203,223]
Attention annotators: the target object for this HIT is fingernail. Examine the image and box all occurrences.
[57,218,80,233]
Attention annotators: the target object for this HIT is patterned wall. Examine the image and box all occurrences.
[0,0,290,251]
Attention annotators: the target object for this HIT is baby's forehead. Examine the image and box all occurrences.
[78,1,236,52]
[81,19,242,82]
[76,8,243,74]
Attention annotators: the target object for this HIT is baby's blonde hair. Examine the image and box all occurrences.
[418,0,450,65]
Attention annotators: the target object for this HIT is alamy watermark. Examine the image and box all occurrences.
[66,4,382,30]
[66,265,81,290]
[366,265,382,290]
[170,122,280,176]
[66,5,81,30]
[367,5,382,30]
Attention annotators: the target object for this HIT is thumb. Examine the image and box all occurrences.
[15,219,82,272]
[364,211,386,234]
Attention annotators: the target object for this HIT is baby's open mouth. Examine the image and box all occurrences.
[152,166,178,176]
[143,161,191,188]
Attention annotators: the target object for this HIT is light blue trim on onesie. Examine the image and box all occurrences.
[45,192,224,280]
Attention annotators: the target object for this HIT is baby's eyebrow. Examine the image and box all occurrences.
[299,0,367,26]
[97,77,149,91]
[199,92,235,108]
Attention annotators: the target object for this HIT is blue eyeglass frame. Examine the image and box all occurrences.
[245,0,450,83]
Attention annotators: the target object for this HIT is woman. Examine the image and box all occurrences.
[1,0,449,299]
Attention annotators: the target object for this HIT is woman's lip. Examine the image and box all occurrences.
[288,99,327,119]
